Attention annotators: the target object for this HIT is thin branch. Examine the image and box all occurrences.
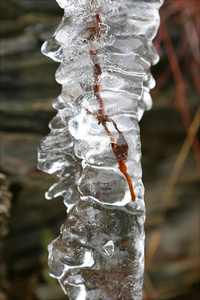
[145,107,200,269]
[159,17,200,169]
[160,106,200,213]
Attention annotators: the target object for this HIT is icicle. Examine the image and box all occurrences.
[38,0,163,299]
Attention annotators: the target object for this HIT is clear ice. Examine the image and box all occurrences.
[38,0,163,299]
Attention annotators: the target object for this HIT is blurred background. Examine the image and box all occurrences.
[0,0,199,299]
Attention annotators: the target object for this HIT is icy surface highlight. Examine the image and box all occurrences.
[38,0,163,298]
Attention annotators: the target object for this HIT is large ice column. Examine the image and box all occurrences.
[38,0,163,299]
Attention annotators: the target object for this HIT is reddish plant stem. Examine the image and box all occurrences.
[152,30,187,98]
[88,13,135,202]
[160,18,200,169]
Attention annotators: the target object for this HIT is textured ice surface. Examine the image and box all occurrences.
[38,0,163,298]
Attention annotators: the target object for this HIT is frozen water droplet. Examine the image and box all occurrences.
[103,240,115,257]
